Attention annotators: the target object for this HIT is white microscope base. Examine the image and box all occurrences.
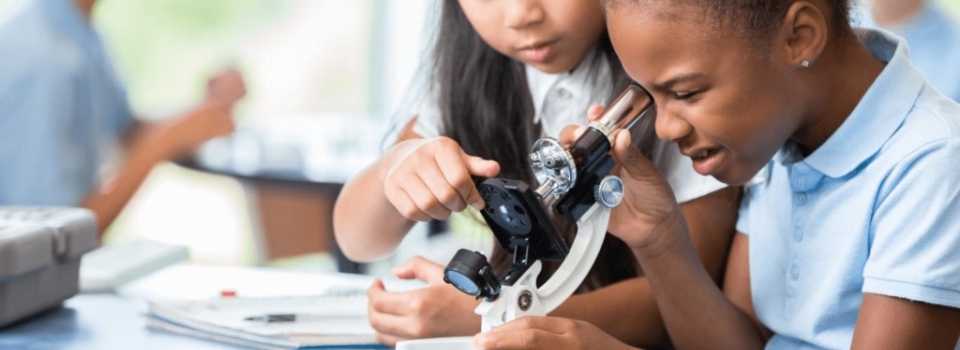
[395,336,474,350]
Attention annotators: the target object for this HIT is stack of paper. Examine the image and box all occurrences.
[146,292,387,349]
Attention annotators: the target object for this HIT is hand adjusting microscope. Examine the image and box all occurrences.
[396,85,654,350]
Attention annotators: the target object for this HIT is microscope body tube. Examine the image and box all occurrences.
[589,85,654,139]
[554,85,653,220]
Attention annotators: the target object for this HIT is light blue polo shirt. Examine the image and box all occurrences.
[736,29,960,349]
[0,0,132,206]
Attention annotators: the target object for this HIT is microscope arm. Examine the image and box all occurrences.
[537,203,610,313]
[475,202,610,331]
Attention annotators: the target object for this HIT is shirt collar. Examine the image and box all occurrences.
[526,66,562,125]
[526,47,599,125]
[799,29,926,178]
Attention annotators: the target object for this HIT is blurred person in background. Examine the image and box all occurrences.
[0,0,246,236]
[863,0,960,101]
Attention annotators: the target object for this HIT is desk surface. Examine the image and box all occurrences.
[0,294,244,350]
[0,265,377,350]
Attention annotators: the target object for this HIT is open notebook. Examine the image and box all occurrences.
[146,289,388,349]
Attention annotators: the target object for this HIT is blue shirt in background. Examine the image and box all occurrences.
[0,0,132,206]
[737,29,960,350]
[857,2,960,101]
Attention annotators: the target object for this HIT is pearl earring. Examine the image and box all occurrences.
[801,59,811,68]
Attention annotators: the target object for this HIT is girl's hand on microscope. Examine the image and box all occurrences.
[607,126,686,253]
[367,256,480,346]
[473,316,636,350]
[560,105,683,251]
[380,136,500,221]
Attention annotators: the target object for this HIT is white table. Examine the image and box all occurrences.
[0,265,379,349]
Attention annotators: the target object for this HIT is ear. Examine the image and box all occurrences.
[777,1,829,68]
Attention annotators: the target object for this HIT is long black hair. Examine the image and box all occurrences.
[430,0,658,291]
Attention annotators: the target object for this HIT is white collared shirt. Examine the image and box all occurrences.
[525,48,611,138]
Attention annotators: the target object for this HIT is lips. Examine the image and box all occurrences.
[683,147,723,175]
[517,39,557,63]
[688,148,715,161]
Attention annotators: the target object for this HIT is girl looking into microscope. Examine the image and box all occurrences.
[333,0,739,348]
[475,0,960,348]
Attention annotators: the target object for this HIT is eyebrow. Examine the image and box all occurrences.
[651,73,705,92]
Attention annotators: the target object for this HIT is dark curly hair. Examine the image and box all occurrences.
[603,0,853,46]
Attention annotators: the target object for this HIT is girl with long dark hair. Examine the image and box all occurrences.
[333,0,739,347]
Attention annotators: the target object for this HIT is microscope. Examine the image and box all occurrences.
[395,85,654,350]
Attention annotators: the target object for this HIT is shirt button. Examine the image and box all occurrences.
[793,227,803,242]
[556,88,572,99]
[795,193,807,205]
[790,264,800,280]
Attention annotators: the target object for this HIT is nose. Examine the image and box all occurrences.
[655,105,693,142]
[505,0,545,29]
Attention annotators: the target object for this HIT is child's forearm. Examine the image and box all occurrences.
[82,126,173,235]
[333,151,417,262]
[634,214,765,350]
[550,187,739,348]
[551,277,670,348]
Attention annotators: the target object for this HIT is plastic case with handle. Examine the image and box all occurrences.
[0,207,99,328]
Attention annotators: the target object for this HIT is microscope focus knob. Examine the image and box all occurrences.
[595,175,624,208]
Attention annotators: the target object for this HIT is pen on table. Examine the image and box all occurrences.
[244,313,297,322]
[244,311,366,322]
